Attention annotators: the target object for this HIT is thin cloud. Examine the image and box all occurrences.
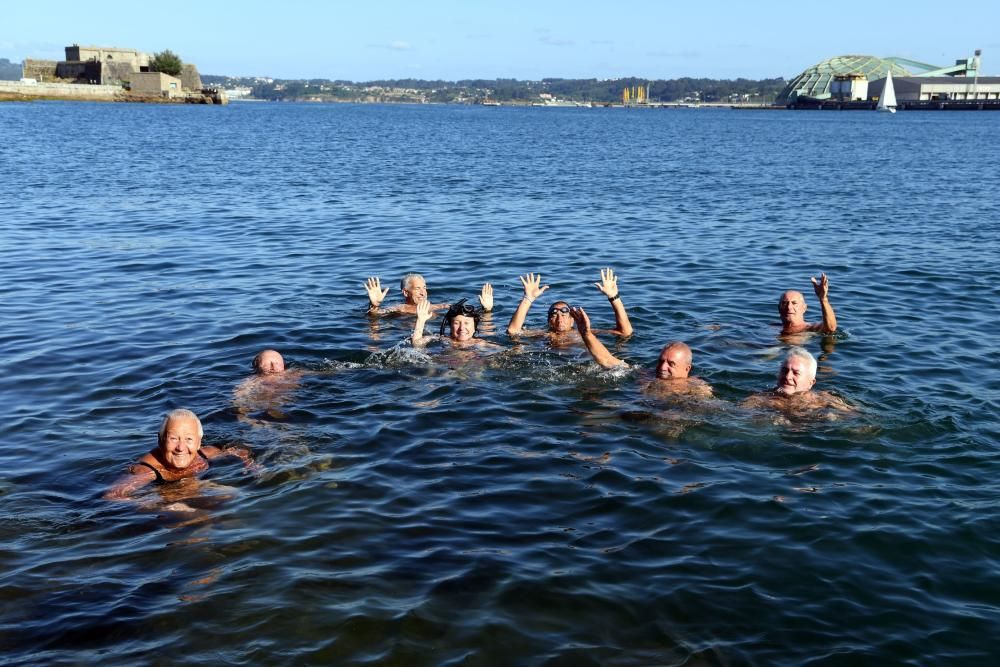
[540,35,575,47]
[647,49,701,59]
[367,41,414,51]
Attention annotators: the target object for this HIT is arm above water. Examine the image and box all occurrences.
[364,276,391,314]
[412,300,433,346]
[810,273,837,333]
[594,267,634,337]
[479,283,494,312]
[571,307,625,369]
[507,273,549,335]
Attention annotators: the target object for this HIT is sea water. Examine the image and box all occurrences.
[1,101,998,665]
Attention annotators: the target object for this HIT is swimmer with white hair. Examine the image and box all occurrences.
[741,347,854,415]
[104,409,253,500]
[364,273,493,316]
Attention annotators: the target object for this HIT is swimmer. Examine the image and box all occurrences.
[741,347,854,416]
[365,273,493,316]
[234,349,306,423]
[251,349,287,375]
[104,409,254,500]
[507,268,633,341]
[570,307,712,398]
[778,273,837,335]
[412,298,501,350]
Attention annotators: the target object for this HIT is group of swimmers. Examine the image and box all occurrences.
[106,268,850,500]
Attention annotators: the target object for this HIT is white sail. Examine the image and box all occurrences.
[877,69,897,113]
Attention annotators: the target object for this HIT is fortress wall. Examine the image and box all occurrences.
[22,59,58,81]
[103,61,137,85]
[0,80,120,99]
[56,61,102,82]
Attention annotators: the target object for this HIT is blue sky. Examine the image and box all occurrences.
[4,1,999,80]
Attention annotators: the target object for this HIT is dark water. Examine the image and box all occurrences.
[2,101,999,665]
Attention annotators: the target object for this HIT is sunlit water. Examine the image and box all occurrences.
[1,101,998,665]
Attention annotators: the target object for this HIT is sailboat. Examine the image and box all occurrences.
[877,69,897,113]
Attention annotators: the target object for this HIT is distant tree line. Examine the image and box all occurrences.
[202,73,786,104]
[0,58,22,81]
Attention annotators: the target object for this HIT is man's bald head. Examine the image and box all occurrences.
[656,341,693,379]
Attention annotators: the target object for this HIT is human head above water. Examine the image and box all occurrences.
[157,408,204,469]
[778,290,808,325]
[400,273,428,305]
[252,349,286,375]
[656,342,693,380]
[776,346,817,395]
[547,300,574,333]
[439,298,480,341]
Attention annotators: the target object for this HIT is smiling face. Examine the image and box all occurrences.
[547,302,574,333]
[449,314,476,341]
[776,355,816,396]
[656,343,692,379]
[402,277,428,305]
[158,415,203,470]
[778,290,807,325]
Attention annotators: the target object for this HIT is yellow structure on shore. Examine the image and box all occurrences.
[622,84,651,105]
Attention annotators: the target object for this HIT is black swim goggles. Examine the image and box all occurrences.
[547,305,571,316]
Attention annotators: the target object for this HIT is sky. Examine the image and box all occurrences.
[4,0,1000,81]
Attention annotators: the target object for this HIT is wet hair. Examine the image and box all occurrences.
[400,273,425,291]
[439,298,481,336]
[158,409,203,442]
[782,346,817,380]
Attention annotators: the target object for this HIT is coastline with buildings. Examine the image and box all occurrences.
[3,45,995,111]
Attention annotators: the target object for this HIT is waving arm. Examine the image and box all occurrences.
[811,273,837,333]
[594,267,634,337]
[507,273,549,335]
[412,300,433,346]
[571,307,625,369]
[364,276,390,313]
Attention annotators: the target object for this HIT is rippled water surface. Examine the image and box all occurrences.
[2,101,999,665]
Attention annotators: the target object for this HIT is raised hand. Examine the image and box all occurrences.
[479,283,494,311]
[364,276,389,308]
[519,273,550,301]
[412,299,432,344]
[594,267,620,298]
[415,299,432,326]
[811,273,830,301]
[570,306,592,334]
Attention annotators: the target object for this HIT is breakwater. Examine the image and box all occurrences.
[0,80,227,103]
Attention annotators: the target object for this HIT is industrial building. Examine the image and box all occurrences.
[779,51,1000,110]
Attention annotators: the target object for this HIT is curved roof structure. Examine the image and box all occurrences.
[777,55,911,104]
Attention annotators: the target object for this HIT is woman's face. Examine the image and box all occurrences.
[450,314,476,341]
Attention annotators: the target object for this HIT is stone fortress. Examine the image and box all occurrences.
[3,43,225,103]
